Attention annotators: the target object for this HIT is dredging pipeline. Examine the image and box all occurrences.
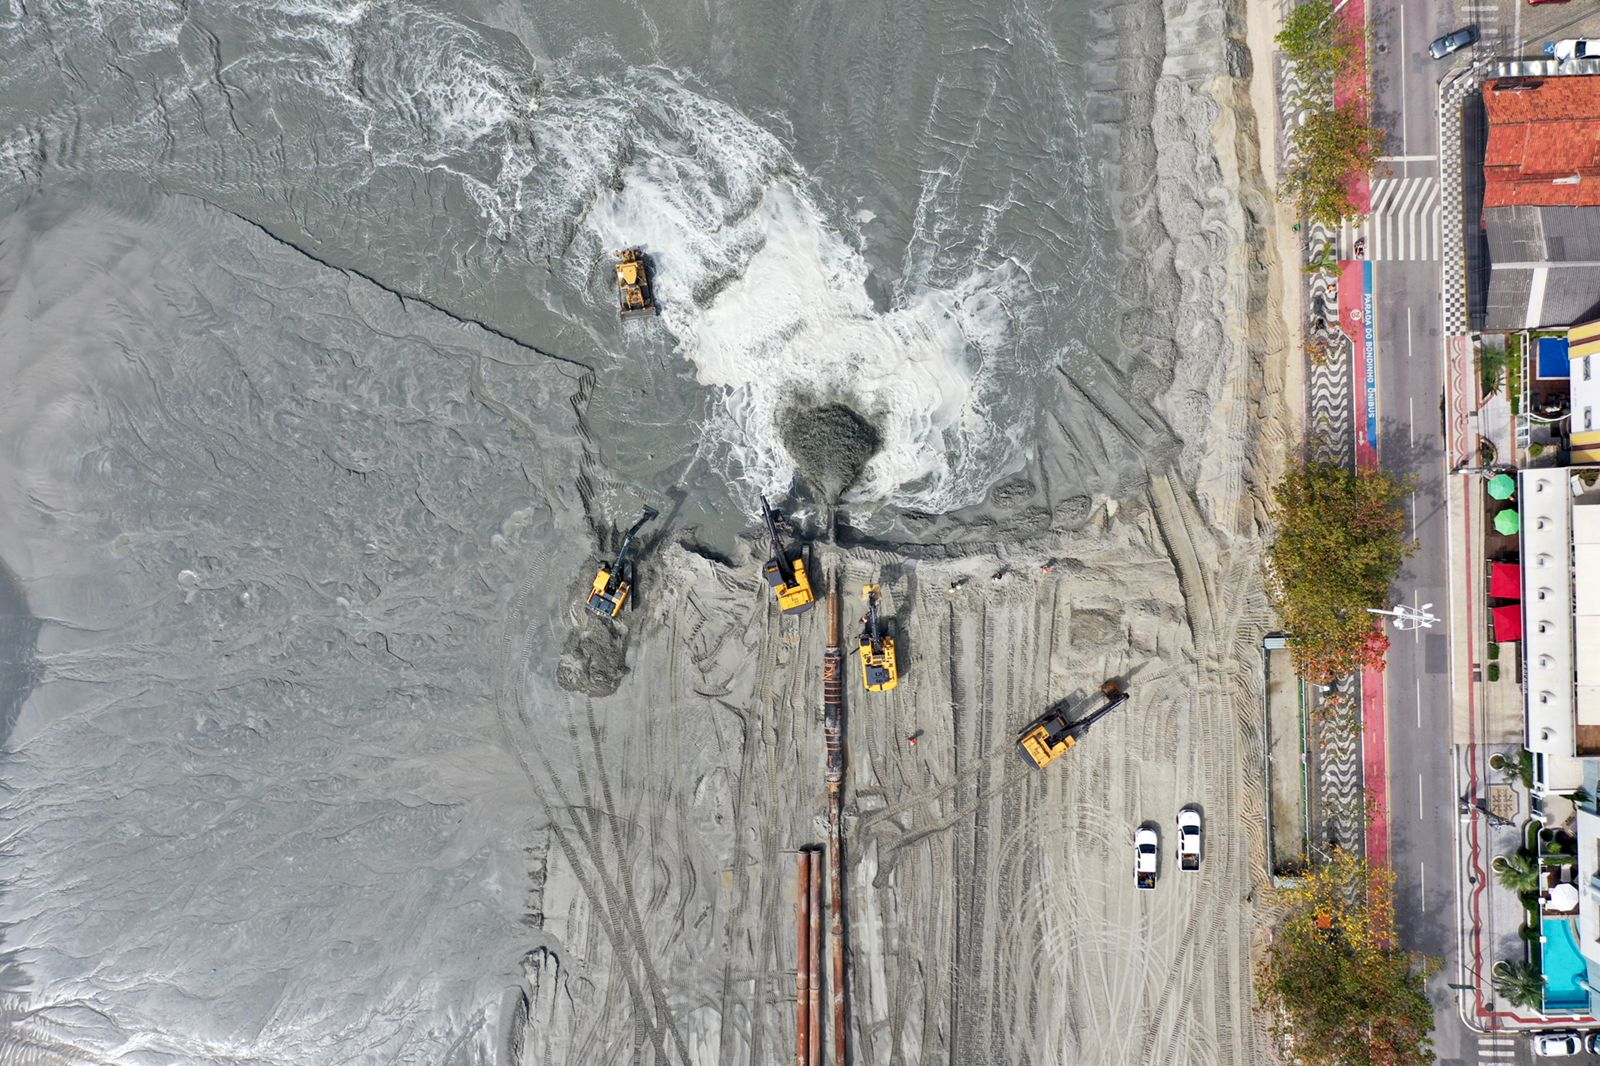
[823,577,847,1066]
[809,845,822,1066]
[796,848,811,1066]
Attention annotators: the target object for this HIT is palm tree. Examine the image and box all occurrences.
[1494,851,1540,895]
[1513,748,1535,790]
[1493,959,1545,1010]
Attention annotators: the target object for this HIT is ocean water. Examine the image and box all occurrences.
[0,0,1123,527]
[0,0,1160,1060]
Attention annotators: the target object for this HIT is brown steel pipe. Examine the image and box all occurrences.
[809,846,823,1066]
[829,797,847,1066]
[797,849,811,1066]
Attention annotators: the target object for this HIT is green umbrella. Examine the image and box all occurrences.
[1488,473,1517,500]
[1495,508,1522,536]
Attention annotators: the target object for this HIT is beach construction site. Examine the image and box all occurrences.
[557,376,1275,1064]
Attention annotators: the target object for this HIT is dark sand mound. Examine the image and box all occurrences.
[779,402,882,501]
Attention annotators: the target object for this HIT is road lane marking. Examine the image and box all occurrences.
[1416,678,1422,729]
[1419,772,1424,816]
[1378,154,1438,162]
[1399,7,1407,145]
[1409,396,1415,445]
[1410,491,1417,538]
[1420,860,1425,905]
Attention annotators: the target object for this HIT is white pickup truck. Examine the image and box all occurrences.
[1177,806,1202,872]
[1135,826,1159,890]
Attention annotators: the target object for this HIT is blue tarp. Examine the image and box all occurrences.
[1539,336,1571,380]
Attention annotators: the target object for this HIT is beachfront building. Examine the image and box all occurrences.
[1478,75,1600,332]
[1522,466,1600,1007]
[1571,323,1600,466]
[1523,468,1600,770]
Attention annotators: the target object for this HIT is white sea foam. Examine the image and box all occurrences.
[583,83,1033,512]
[20,1,1041,514]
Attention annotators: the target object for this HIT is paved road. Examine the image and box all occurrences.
[1365,0,1524,1062]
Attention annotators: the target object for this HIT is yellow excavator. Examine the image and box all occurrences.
[859,584,898,692]
[614,247,657,317]
[760,496,815,614]
[586,507,658,619]
[1016,681,1129,770]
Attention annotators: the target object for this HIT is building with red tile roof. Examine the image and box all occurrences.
[1484,76,1600,209]
[1480,77,1600,330]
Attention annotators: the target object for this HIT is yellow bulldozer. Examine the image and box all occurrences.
[614,247,657,317]
[1016,681,1129,770]
[759,496,814,614]
[858,584,898,692]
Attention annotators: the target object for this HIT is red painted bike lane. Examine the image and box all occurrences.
[1340,0,1386,865]
[1338,257,1389,866]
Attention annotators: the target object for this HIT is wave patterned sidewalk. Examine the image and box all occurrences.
[1276,41,1365,857]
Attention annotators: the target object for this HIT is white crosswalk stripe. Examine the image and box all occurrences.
[1338,176,1440,262]
[1478,1034,1516,1058]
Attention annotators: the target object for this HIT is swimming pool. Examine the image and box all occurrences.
[1542,917,1592,1013]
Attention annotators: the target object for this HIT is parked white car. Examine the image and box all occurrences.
[1546,38,1600,62]
[1533,1031,1583,1057]
[1135,826,1158,890]
[1177,806,1203,872]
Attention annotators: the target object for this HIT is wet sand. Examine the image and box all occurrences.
[0,0,1295,1059]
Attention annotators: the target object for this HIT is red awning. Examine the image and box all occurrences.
[1491,562,1522,600]
[1493,604,1524,642]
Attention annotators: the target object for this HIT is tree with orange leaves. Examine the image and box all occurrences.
[1259,848,1437,1066]
[1266,458,1412,683]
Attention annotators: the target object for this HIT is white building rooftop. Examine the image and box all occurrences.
[1524,468,1577,756]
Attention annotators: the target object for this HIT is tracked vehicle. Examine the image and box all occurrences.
[858,585,898,692]
[760,497,815,615]
[1015,680,1129,770]
[614,247,657,317]
[585,507,658,619]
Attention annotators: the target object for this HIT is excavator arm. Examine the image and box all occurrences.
[584,506,659,619]
[759,497,815,614]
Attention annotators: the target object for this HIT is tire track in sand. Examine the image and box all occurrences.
[493,546,692,1065]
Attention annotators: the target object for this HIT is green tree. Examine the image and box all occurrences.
[1492,851,1539,895]
[1492,959,1545,1010]
[1283,103,1386,228]
[1267,459,1414,683]
[1259,849,1437,1066]
[1479,345,1509,399]
[1496,748,1535,790]
[1276,0,1361,106]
